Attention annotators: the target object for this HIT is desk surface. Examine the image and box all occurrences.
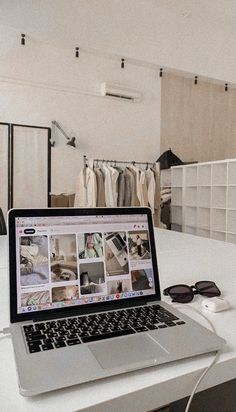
[0,230,236,412]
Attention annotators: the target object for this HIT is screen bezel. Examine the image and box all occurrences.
[9,207,161,323]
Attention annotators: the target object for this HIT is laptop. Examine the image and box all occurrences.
[8,207,225,396]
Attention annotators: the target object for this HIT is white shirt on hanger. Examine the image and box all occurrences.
[74,167,97,207]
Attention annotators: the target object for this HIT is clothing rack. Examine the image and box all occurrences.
[83,155,156,168]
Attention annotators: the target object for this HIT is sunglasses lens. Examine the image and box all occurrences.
[195,281,221,297]
[168,286,193,303]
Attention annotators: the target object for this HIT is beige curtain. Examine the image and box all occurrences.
[12,125,49,208]
[0,124,9,221]
[160,73,236,162]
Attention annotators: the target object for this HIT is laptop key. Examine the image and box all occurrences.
[146,324,158,330]
[42,344,54,351]
[134,326,148,332]
[67,339,81,346]
[29,346,41,353]
[81,328,136,343]
[54,341,66,348]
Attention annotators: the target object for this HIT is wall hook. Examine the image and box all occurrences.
[121,58,125,69]
[159,68,163,77]
[21,33,25,46]
[194,76,198,85]
[75,47,79,58]
[225,83,228,92]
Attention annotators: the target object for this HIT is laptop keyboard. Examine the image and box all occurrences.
[23,305,185,354]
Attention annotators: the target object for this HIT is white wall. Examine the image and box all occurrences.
[0,39,161,193]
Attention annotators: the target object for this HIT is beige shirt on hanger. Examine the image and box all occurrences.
[108,166,119,207]
[74,167,97,208]
[146,168,156,213]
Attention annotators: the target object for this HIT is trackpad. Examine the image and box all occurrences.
[89,334,167,370]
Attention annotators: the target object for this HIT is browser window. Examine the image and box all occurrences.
[15,214,156,314]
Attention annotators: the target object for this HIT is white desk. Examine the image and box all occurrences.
[0,230,236,412]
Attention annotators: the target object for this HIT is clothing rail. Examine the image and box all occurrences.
[83,155,157,168]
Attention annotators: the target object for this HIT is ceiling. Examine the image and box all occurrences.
[0,0,236,82]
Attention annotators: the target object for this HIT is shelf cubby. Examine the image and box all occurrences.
[171,167,183,187]
[212,186,227,208]
[227,210,236,233]
[228,162,236,185]
[171,187,182,206]
[226,233,236,245]
[197,228,211,238]
[197,164,211,186]
[212,208,226,232]
[185,166,197,186]
[211,231,226,242]
[185,187,197,206]
[212,163,227,185]
[171,206,182,225]
[197,207,210,229]
[227,186,236,209]
[197,186,211,208]
[171,224,182,232]
[185,206,197,227]
[185,226,197,235]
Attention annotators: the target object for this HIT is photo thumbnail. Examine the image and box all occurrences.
[21,290,50,307]
[52,285,79,303]
[50,234,78,282]
[20,235,49,286]
[78,232,103,259]
[128,231,151,260]
[107,279,131,294]
[79,262,106,295]
[104,232,129,276]
[131,269,154,291]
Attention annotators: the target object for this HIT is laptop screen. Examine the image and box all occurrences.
[15,212,157,315]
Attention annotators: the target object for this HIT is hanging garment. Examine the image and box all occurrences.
[145,168,156,213]
[124,168,132,206]
[94,168,106,207]
[108,166,119,206]
[74,167,97,207]
[152,163,161,227]
[117,170,125,207]
[127,166,140,206]
[102,164,115,207]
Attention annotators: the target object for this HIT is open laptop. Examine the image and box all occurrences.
[8,207,225,396]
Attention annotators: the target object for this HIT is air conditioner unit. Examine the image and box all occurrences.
[101,82,142,102]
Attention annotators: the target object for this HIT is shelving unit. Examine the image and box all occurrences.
[171,159,236,244]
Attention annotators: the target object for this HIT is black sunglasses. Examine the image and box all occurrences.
[163,281,221,303]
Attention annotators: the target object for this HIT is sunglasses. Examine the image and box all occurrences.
[163,281,221,303]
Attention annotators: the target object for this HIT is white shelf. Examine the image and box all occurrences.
[171,160,236,243]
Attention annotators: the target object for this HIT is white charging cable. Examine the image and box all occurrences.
[173,305,220,412]
[0,327,11,336]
